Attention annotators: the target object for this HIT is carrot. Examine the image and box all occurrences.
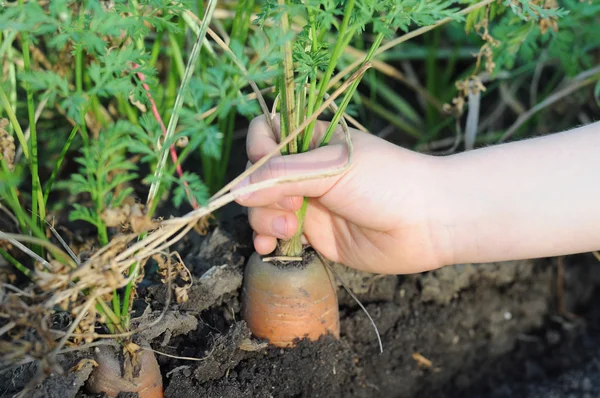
[86,345,163,398]
[241,250,340,347]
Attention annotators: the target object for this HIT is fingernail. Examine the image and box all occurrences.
[271,216,287,238]
[234,177,252,201]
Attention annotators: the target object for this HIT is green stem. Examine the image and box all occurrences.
[18,0,45,230]
[361,96,422,139]
[302,0,355,151]
[121,260,138,325]
[168,82,243,178]
[44,125,78,205]
[97,221,109,246]
[95,302,115,334]
[117,95,139,124]
[302,8,319,147]
[320,33,385,146]
[0,161,26,234]
[280,197,308,256]
[0,84,29,160]
[95,173,108,246]
[149,31,164,68]
[278,0,296,155]
[96,298,124,334]
[112,290,121,319]
[0,248,30,277]
[0,160,26,232]
[168,33,186,79]
[145,0,217,216]
[215,110,235,191]
[75,4,89,146]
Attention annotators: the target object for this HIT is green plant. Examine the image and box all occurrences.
[62,121,139,246]
[0,1,220,394]
[253,0,466,257]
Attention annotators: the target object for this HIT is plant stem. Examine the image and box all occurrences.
[112,290,121,320]
[321,33,384,146]
[149,30,164,67]
[145,0,217,215]
[0,248,30,277]
[0,168,27,233]
[96,298,124,334]
[211,0,255,190]
[44,125,78,205]
[302,0,355,152]
[360,95,422,138]
[168,33,186,79]
[74,3,89,146]
[95,302,115,334]
[303,8,319,147]
[18,0,45,231]
[95,168,108,246]
[121,261,138,325]
[279,197,308,257]
[0,85,29,160]
[117,95,139,124]
[278,0,296,155]
[215,110,235,191]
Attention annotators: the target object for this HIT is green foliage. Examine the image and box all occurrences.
[0,0,228,234]
[545,0,600,76]
[502,0,567,21]
[64,121,139,230]
[7,1,172,122]
[171,172,210,208]
[464,0,595,77]
[128,112,214,209]
[373,1,463,37]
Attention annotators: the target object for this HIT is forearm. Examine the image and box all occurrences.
[433,122,600,265]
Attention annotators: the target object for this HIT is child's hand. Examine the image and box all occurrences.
[236,118,600,273]
[234,115,450,274]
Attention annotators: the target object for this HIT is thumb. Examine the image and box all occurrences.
[233,144,348,207]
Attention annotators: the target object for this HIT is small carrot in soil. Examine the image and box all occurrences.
[86,345,163,398]
[242,250,340,347]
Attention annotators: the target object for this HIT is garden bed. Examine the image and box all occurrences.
[4,211,600,398]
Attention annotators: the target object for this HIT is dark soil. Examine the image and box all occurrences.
[4,213,600,398]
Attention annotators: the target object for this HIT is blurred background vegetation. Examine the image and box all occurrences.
[0,0,599,267]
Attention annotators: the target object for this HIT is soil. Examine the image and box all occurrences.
[4,212,600,398]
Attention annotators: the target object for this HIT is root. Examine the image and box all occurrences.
[139,343,216,362]
[316,252,383,354]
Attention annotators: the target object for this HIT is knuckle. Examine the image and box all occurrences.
[265,156,285,181]
[248,115,265,132]
[247,208,260,226]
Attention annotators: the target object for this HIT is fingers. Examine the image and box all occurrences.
[248,207,298,240]
[246,115,347,163]
[247,116,280,163]
[242,160,304,211]
[277,195,304,211]
[234,143,347,207]
[253,233,277,255]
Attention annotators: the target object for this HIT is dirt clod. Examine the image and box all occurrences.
[131,306,198,346]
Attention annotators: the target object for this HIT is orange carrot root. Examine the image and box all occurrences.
[86,345,163,398]
[242,251,340,347]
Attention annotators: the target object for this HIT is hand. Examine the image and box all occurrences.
[234,115,450,275]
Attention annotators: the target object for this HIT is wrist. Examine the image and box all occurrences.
[421,155,460,268]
